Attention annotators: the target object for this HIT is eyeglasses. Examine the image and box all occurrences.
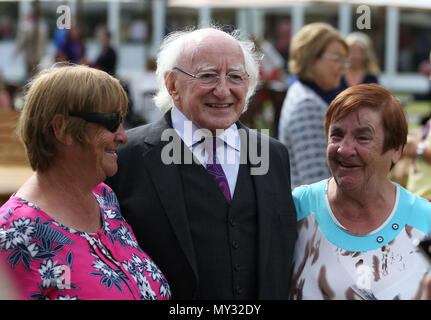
[173,66,249,86]
[69,111,123,133]
[322,53,350,67]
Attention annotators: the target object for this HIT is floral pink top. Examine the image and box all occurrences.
[0,183,171,300]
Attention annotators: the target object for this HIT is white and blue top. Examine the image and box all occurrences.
[290,179,431,300]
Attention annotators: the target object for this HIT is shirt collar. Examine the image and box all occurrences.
[171,105,240,152]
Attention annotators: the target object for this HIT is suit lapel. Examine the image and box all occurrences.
[142,112,199,280]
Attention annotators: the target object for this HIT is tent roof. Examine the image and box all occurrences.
[168,0,431,10]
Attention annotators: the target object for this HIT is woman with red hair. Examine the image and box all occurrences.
[290,84,431,300]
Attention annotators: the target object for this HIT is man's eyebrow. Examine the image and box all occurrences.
[228,66,245,72]
[198,66,217,72]
[197,65,245,72]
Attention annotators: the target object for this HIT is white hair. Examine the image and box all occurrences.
[153,26,262,113]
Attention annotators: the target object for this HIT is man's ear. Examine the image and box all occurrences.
[51,114,73,146]
[164,70,180,104]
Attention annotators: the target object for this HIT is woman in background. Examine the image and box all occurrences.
[278,23,348,189]
[339,32,380,89]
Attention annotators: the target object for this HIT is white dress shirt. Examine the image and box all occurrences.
[171,106,240,198]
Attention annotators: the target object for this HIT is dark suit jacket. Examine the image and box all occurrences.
[106,111,297,299]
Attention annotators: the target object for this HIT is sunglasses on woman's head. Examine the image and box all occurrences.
[68,111,123,133]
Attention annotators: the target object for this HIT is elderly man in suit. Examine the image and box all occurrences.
[106,27,297,300]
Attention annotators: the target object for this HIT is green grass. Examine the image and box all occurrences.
[401,99,431,130]
[404,100,431,116]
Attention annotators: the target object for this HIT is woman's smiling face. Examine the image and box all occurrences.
[327,107,401,192]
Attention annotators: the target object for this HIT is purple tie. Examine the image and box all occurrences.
[206,137,231,203]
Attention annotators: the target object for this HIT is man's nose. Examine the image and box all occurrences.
[212,77,230,98]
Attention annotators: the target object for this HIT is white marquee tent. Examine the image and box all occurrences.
[168,0,431,10]
[166,0,431,93]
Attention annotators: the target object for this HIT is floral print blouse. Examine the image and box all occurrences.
[0,183,171,300]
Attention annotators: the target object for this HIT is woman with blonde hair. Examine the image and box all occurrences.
[0,64,171,300]
[340,32,380,89]
[278,22,348,189]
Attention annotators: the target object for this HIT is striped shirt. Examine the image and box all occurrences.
[278,80,331,189]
